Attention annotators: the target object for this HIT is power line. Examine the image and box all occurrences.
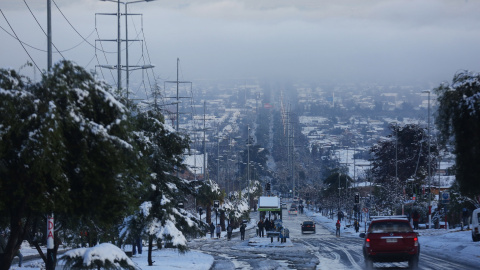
[52,0,116,54]
[0,9,42,74]
[23,0,65,60]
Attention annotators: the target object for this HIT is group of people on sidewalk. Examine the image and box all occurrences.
[209,222,246,241]
[257,218,276,237]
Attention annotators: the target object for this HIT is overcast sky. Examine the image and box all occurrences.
[1,0,480,86]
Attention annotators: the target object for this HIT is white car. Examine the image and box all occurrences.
[472,208,480,242]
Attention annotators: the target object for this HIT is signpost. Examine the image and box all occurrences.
[213,200,219,226]
[46,214,54,270]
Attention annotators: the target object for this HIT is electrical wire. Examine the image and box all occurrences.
[52,0,116,54]
[0,9,42,74]
[0,24,49,52]
[23,0,65,60]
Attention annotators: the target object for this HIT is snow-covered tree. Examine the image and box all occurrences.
[370,123,438,211]
[435,70,480,198]
[0,61,141,270]
[120,105,206,266]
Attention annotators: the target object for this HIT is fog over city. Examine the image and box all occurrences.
[2,0,480,85]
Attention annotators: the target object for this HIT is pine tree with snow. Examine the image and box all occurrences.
[120,105,206,266]
[435,70,480,198]
[0,61,139,270]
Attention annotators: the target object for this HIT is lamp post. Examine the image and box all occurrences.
[422,90,432,228]
[247,125,251,210]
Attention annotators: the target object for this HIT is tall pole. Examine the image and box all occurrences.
[203,101,206,180]
[46,1,54,269]
[176,58,179,131]
[47,0,52,71]
[125,3,129,105]
[247,125,251,210]
[427,91,431,228]
[117,0,121,91]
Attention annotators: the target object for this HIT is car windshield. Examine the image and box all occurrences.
[303,221,313,225]
[290,208,297,211]
[368,221,413,233]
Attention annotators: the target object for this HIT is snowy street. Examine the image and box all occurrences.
[11,203,480,270]
[187,203,479,270]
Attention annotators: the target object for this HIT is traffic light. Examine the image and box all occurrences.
[266,182,271,191]
[355,193,360,204]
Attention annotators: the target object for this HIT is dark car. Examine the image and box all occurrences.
[301,220,316,234]
[360,216,420,269]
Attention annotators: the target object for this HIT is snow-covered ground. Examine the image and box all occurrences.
[11,209,480,269]
[10,244,214,270]
[11,219,260,270]
[304,207,480,267]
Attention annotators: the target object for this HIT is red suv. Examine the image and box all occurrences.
[360,216,420,269]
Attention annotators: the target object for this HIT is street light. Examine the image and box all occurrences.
[422,90,432,228]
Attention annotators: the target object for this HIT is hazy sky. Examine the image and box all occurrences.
[1,0,480,85]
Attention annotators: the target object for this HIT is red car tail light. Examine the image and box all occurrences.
[414,237,418,247]
[365,238,370,247]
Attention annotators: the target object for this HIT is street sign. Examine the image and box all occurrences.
[363,207,368,213]
[442,192,450,203]
[213,200,220,208]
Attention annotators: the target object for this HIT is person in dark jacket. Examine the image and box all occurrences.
[209,222,215,238]
[240,223,246,240]
[257,220,264,237]
[227,223,233,240]
[412,210,420,230]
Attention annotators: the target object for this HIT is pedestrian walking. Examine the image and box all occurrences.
[132,235,142,256]
[209,222,215,238]
[412,210,420,230]
[240,223,246,240]
[354,219,360,233]
[257,220,264,237]
[216,224,221,238]
[462,208,469,230]
[227,223,233,240]
[15,249,23,267]
[335,220,341,237]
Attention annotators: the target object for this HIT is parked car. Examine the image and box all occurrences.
[360,216,420,269]
[301,220,316,234]
[472,208,480,242]
[281,202,287,209]
[288,207,298,215]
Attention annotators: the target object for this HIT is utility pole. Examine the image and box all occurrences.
[422,90,432,228]
[164,58,192,132]
[46,1,54,269]
[97,0,154,103]
[203,101,207,180]
[247,125,251,210]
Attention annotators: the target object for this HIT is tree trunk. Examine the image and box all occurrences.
[206,203,212,224]
[220,210,226,231]
[0,207,28,270]
[148,235,153,266]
